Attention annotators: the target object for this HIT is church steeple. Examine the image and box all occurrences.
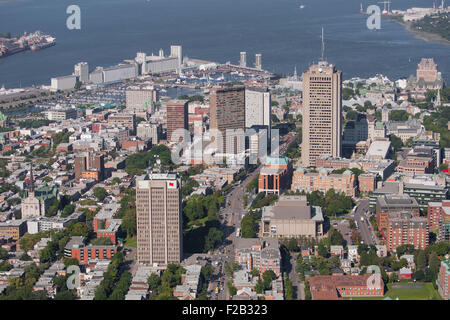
[29,162,35,193]
[435,89,442,108]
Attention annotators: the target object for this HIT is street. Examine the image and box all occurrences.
[351,199,378,246]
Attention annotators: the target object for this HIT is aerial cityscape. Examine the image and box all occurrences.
[0,0,449,310]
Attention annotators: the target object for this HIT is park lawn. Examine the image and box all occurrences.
[124,236,137,248]
[185,216,209,232]
[344,283,441,300]
[384,283,440,300]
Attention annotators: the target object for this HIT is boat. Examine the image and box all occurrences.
[30,36,56,51]
[299,5,305,9]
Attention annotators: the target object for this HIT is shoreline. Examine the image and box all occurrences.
[386,16,450,46]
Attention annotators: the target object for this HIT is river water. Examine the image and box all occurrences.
[0,0,448,88]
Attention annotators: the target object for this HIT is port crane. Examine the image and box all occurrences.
[378,0,391,13]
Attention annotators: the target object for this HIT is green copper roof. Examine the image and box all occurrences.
[265,157,289,165]
[34,184,58,201]
[0,111,7,122]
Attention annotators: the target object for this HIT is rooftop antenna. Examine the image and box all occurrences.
[320,27,325,63]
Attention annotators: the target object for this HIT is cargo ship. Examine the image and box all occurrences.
[0,31,55,58]
[30,36,56,51]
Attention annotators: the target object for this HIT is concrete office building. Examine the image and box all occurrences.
[137,122,161,144]
[209,85,246,155]
[45,108,78,121]
[74,62,89,83]
[301,62,342,167]
[126,88,158,113]
[166,100,189,143]
[108,113,136,135]
[261,196,324,238]
[136,173,183,267]
[51,75,77,91]
[245,87,271,129]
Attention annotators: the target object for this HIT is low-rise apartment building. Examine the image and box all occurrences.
[291,168,357,197]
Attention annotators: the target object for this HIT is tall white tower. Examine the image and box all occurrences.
[240,52,247,68]
[255,53,262,70]
[74,62,89,83]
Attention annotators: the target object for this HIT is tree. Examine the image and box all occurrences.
[317,243,328,258]
[286,238,299,252]
[204,227,223,252]
[250,268,260,278]
[46,199,59,217]
[255,279,265,294]
[0,247,8,260]
[415,250,427,270]
[93,187,107,202]
[61,204,75,217]
[226,280,237,296]
[148,273,161,293]
[389,110,409,122]
[429,252,440,276]
[94,286,108,300]
[284,277,294,300]
[63,258,79,268]
[390,134,403,153]
[241,214,256,238]
[262,270,277,290]
[328,228,345,246]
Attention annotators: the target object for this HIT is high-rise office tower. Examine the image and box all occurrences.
[240,52,247,68]
[255,54,262,70]
[136,173,182,267]
[74,62,89,83]
[245,86,271,129]
[209,85,246,155]
[166,99,188,143]
[301,62,342,167]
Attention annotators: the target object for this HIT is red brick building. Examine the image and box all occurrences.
[386,212,429,252]
[235,238,281,277]
[358,174,377,193]
[375,195,420,232]
[258,157,292,195]
[309,274,384,300]
[437,260,450,300]
[427,201,450,230]
[64,236,117,264]
[74,152,105,181]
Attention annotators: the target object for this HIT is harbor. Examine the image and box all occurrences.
[0,30,55,58]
